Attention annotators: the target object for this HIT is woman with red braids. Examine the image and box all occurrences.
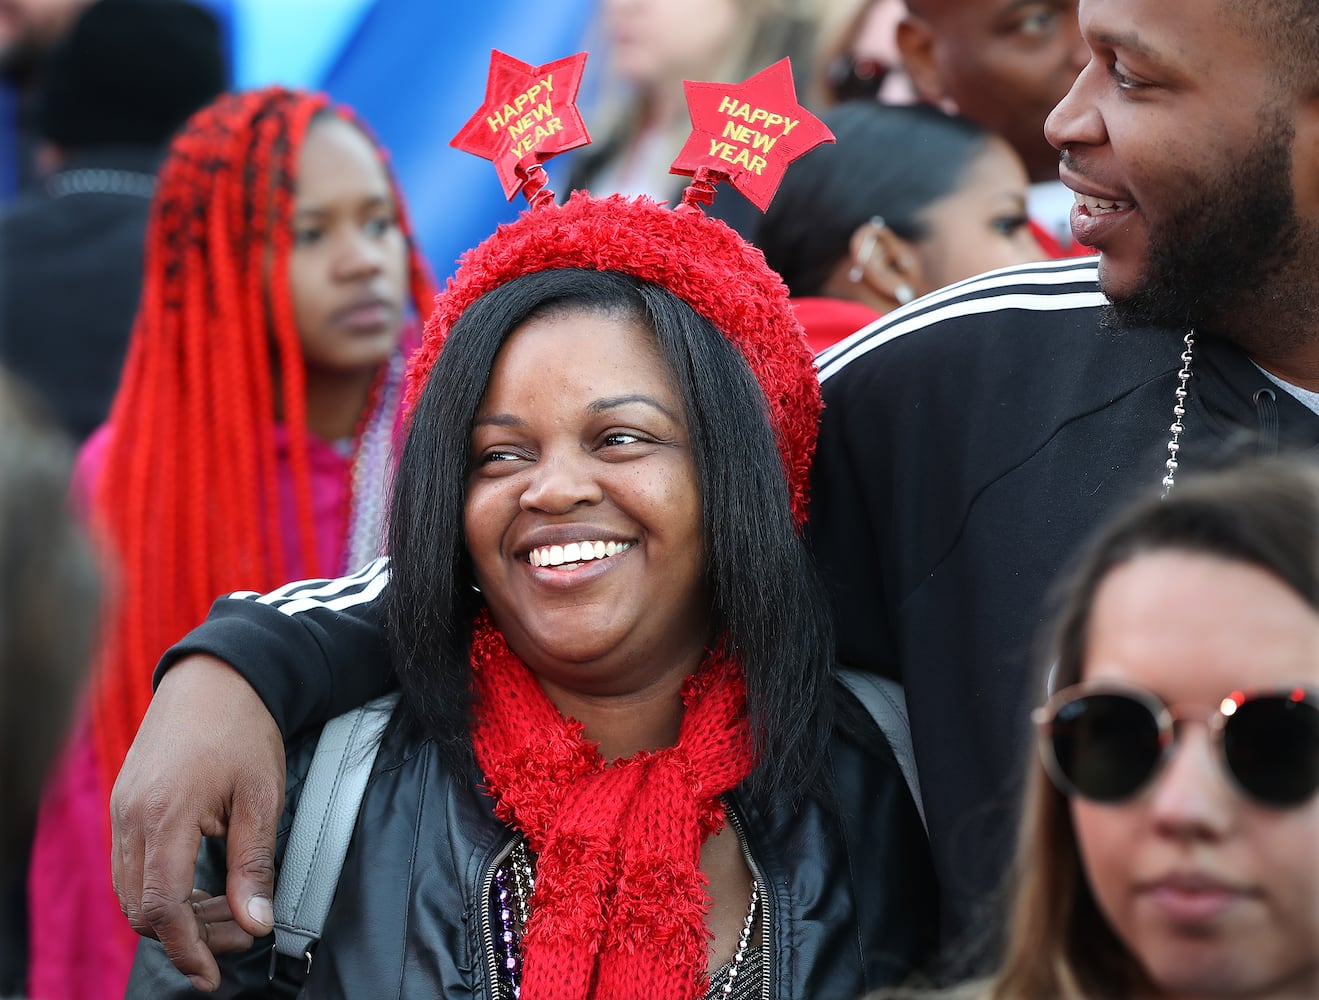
[27,86,433,1000]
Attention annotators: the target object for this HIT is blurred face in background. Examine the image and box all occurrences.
[845,0,916,104]
[0,0,87,77]
[600,0,742,88]
[287,115,408,378]
[1071,551,1319,999]
[912,135,1044,290]
[899,0,1087,182]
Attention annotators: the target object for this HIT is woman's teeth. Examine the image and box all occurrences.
[529,540,633,568]
[1074,192,1133,214]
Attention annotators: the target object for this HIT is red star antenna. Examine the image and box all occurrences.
[450,50,592,207]
[671,58,835,213]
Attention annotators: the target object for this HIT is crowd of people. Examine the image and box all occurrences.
[2,1,1316,999]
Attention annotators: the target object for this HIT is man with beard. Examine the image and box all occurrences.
[104,0,1319,989]
[812,0,1319,959]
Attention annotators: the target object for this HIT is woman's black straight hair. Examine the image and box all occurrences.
[385,268,834,799]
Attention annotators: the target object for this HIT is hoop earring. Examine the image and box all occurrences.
[895,283,915,306]
[848,215,887,283]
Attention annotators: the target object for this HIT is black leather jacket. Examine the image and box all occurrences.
[127,685,938,999]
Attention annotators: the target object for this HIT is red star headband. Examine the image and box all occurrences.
[414,50,834,525]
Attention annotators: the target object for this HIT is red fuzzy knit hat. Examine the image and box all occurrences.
[406,53,833,526]
[407,192,818,523]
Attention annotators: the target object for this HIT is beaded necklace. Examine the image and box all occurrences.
[341,349,404,574]
[492,840,760,1000]
[1160,331,1195,498]
[46,168,156,200]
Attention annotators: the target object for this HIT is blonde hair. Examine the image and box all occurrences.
[978,766,1144,998]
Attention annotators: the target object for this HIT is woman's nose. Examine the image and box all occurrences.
[519,451,605,514]
[334,228,385,281]
[1147,728,1236,842]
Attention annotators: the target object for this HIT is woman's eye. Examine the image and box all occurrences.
[293,227,322,247]
[1019,9,1057,36]
[1006,3,1058,38]
[479,449,521,465]
[365,215,396,237]
[992,215,1030,236]
[601,431,644,447]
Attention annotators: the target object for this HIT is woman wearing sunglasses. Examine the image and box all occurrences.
[984,458,1319,999]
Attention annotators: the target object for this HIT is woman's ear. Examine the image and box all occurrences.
[844,218,925,311]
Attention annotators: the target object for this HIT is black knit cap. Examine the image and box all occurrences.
[38,0,227,148]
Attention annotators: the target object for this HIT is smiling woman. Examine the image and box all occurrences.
[463,302,709,712]
[25,85,434,999]
[124,193,940,999]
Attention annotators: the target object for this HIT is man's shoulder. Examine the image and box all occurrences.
[1,184,149,265]
[815,257,1107,388]
[0,189,46,236]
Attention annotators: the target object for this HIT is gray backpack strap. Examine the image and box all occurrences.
[837,670,925,832]
[271,692,400,974]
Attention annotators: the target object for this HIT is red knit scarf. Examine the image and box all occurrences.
[468,614,755,1000]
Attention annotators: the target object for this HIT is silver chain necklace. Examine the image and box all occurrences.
[717,883,759,997]
[499,841,759,997]
[1161,330,1196,498]
[46,168,156,200]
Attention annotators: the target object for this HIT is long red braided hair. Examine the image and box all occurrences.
[90,86,433,797]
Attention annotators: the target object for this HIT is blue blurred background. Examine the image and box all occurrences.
[195,0,596,283]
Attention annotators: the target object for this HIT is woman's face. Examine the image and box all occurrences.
[1072,550,1319,998]
[600,0,741,88]
[286,115,408,377]
[464,306,712,701]
[911,135,1045,292]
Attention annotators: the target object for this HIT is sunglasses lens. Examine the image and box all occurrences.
[1224,696,1319,806]
[1049,693,1162,801]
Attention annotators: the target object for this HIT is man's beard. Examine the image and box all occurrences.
[1103,112,1305,344]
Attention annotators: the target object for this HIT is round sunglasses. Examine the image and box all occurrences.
[1034,682,1319,807]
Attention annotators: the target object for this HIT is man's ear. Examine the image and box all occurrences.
[896,16,956,113]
